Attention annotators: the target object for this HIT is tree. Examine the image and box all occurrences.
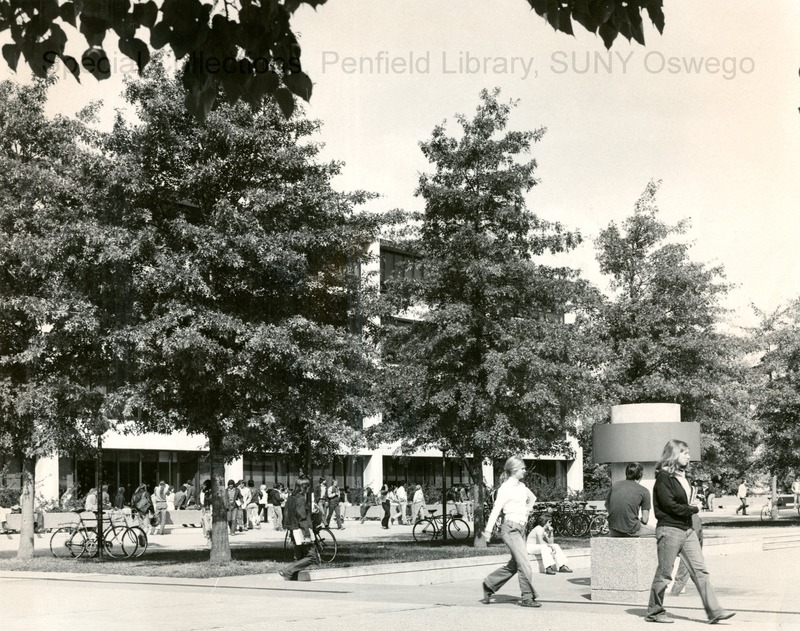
[595,180,756,487]
[751,299,800,478]
[0,0,664,120]
[376,89,603,547]
[0,78,120,558]
[99,59,386,562]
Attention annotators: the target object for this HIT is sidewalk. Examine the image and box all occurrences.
[1,532,798,631]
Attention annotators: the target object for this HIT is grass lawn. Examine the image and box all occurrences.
[0,536,589,579]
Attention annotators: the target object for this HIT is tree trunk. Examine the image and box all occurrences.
[771,474,779,521]
[16,456,35,560]
[208,434,231,564]
[471,449,488,549]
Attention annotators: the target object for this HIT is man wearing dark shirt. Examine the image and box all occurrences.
[605,462,653,537]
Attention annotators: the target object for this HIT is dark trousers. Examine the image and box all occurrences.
[381,501,390,527]
[284,540,318,579]
[326,497,343,528]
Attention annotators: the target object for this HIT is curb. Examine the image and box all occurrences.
[296,547,592,584]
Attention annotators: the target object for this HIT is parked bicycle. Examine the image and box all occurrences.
[50,510,140,559]
[760,495,800,521]
[413,509,471,542]
[283,524,338,562]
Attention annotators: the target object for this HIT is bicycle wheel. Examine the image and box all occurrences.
[447,518,470,541]
[413,518,437,542]
[80,530,99,558]
[127,526,148,558]
[315,527,337,563]
[50,526,85,559]
[589,514,609,537]
[103,525,138,558]
[569,513,589,537]
[551,513,568,537]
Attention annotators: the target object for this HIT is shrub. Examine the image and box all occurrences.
[0,486,20,508]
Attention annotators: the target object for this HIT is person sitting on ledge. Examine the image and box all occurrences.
[605,462,655,537]
[525,514,572,574]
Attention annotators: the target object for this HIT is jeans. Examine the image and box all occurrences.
[326,498,343,529]
[672,514,703,593]
[381,501,390,527]
[269,505,283,530]
[283,539,318,579]
[648,525,723,620]
[484,520,537,601]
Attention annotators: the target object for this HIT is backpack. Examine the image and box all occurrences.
[227,486,238,507]
[135,492,150,513]
[250,489,260,505]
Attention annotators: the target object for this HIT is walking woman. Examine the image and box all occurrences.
[482,456,541,608]
[646,439,734,624]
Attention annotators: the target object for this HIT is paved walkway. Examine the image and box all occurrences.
[2,497,799,630]
[1,528,798,630]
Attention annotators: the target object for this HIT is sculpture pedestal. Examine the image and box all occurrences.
[591,536,658,603]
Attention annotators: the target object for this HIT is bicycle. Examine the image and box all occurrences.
[588,509,609,536]
[760,495,800,521]
[283,524,338,562]
[413,509,471,542]
[50,510,139,559]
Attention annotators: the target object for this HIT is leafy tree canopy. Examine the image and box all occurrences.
[0,77,126,558]
[752,299,800,476]
[377,88,604,541]
[97,59,388,469]
[595,181,756,486]
[0,0,664,120]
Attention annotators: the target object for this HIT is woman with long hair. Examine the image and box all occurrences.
[645,439,734,624]
[481,456,541,608]
[279,478,318,581]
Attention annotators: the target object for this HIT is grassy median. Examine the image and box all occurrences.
[0,536,588,579]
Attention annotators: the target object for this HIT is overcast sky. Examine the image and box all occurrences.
[16,0,800,327]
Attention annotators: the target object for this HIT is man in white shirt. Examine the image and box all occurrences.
[395,482,408,525]
[735,479,748,515]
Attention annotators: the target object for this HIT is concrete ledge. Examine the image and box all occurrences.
[296,547,591,585]
[590,536,657,603]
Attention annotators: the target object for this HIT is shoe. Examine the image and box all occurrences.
[338,526,345,530]
[710,611,735,624]
[544,568,556,575]
[517,599,542,608]
[481,582,493,604]
[278,570,292,581]
[558,565,573,573]
[645,613,674,624]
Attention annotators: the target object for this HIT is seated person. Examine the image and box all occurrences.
[605,462,654,537]
[525,514,572,574]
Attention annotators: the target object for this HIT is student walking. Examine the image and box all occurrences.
[482,456,541,608]
[735,479,748,515]
[278,478,319,581]
[645,439,734,624]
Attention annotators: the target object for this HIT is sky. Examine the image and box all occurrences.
[7,0,799,328]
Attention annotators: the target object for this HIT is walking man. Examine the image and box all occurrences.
[735,478,748,515]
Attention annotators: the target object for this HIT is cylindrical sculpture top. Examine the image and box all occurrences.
[593,403,701,464]
[610,403,681,425]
